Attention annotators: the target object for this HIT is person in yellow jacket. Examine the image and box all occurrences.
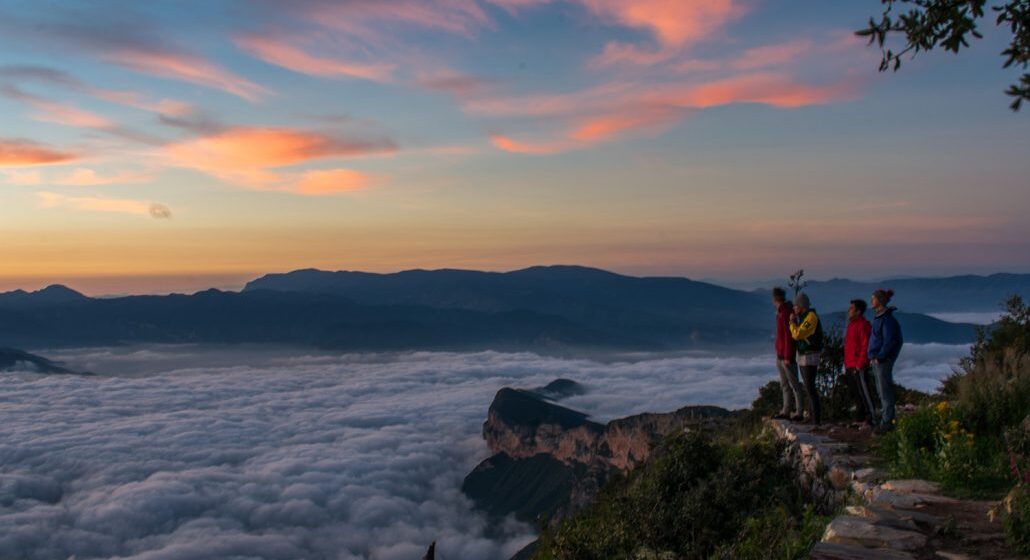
[789,293,824,424]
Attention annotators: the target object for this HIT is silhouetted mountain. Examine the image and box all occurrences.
[754,273,1030,313]
[0,289,626,350]
[0,347,82,374]
[245,265,771,345]
[0,284,89,307]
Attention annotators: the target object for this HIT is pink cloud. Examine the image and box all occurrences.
[730,40,813,70]
[484,71,859,154]
[489,134,571,155]
[235,34,395,82]
[2,85,113,129]
[669,73,858,109]
[104,49,267,102]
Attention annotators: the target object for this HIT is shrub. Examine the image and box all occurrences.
[533,430,816,560]
[880,404,938,479]
[711,506,829,560]
[1002,484,1030,555]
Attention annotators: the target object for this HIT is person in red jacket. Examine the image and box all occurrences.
[772,287,804,420]
[843,298,876,426]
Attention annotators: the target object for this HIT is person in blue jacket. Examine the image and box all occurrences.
[868,288,904,434]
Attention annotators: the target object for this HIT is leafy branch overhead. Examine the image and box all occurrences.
[857,0,1030,110]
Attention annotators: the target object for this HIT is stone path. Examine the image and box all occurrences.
[768,419,1024,560]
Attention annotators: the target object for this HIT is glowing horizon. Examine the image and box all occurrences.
[1,1,1028,294]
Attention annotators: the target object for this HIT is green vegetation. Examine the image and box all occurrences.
[531,427,830,560]
[858,0,1030,110]
[876,296,1030,548]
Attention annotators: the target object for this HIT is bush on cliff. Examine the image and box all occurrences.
[532,430,825,560]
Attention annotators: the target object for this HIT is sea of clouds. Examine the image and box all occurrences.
[0,344,969,560]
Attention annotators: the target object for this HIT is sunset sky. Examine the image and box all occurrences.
[1,0,1027,295]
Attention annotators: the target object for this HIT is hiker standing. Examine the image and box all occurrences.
[789,293,823,425]
[772,287,804,420]
[868,289,904,434]
[843,298,876,427]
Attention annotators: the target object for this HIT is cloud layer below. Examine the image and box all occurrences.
[0,344,968,559]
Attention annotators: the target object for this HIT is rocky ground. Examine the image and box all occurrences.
[770,419,1024,560]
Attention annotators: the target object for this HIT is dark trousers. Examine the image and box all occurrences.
[872,359,897,427]
[799,365,821,424]
[845,367,876,423]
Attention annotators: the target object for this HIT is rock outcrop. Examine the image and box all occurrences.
[483,387,730,471]
[464,382,731,524]
[0,347,84,374]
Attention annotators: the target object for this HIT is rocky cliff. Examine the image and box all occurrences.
[483,386,729,470]
[463,380,732,524]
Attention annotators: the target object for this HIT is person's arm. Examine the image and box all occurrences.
[790,312,818,341]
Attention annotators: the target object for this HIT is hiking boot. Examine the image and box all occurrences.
[772,412,790,420]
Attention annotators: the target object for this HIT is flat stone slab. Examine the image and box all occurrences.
[882,479,941,495]
[934,552,971,560]
[853,467,886,483]
[822,516,928,551]
[870,489,959,509]
[845,504,944,531]
[810,542,916,559]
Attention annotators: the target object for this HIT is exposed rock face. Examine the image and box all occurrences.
[464,382,731,525]
[483,387,729,471]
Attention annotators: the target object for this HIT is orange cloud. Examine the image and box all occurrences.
[235,35,395,81]
[37,192,171,218]
[671,73,856,109]
[568,106,677,141]
[489,134,571,155]
[104,49,267,101]
[0,138,78,167]
[295,168,372,195]
[164,127,394,192]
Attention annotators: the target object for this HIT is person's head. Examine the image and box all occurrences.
[848,298,867,320]
[871,289,894,310]
[772,286,787,307]
[793,292,810,312]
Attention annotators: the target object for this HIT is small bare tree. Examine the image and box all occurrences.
[788,269,808,298]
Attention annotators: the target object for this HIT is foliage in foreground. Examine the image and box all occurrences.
[857,0,1030,110]
[532,429,827,560]
[878,295,1030,552]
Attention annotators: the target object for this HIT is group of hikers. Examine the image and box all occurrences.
[772,286,904,434]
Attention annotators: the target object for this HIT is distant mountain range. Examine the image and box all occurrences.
[0,265,1009,351]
